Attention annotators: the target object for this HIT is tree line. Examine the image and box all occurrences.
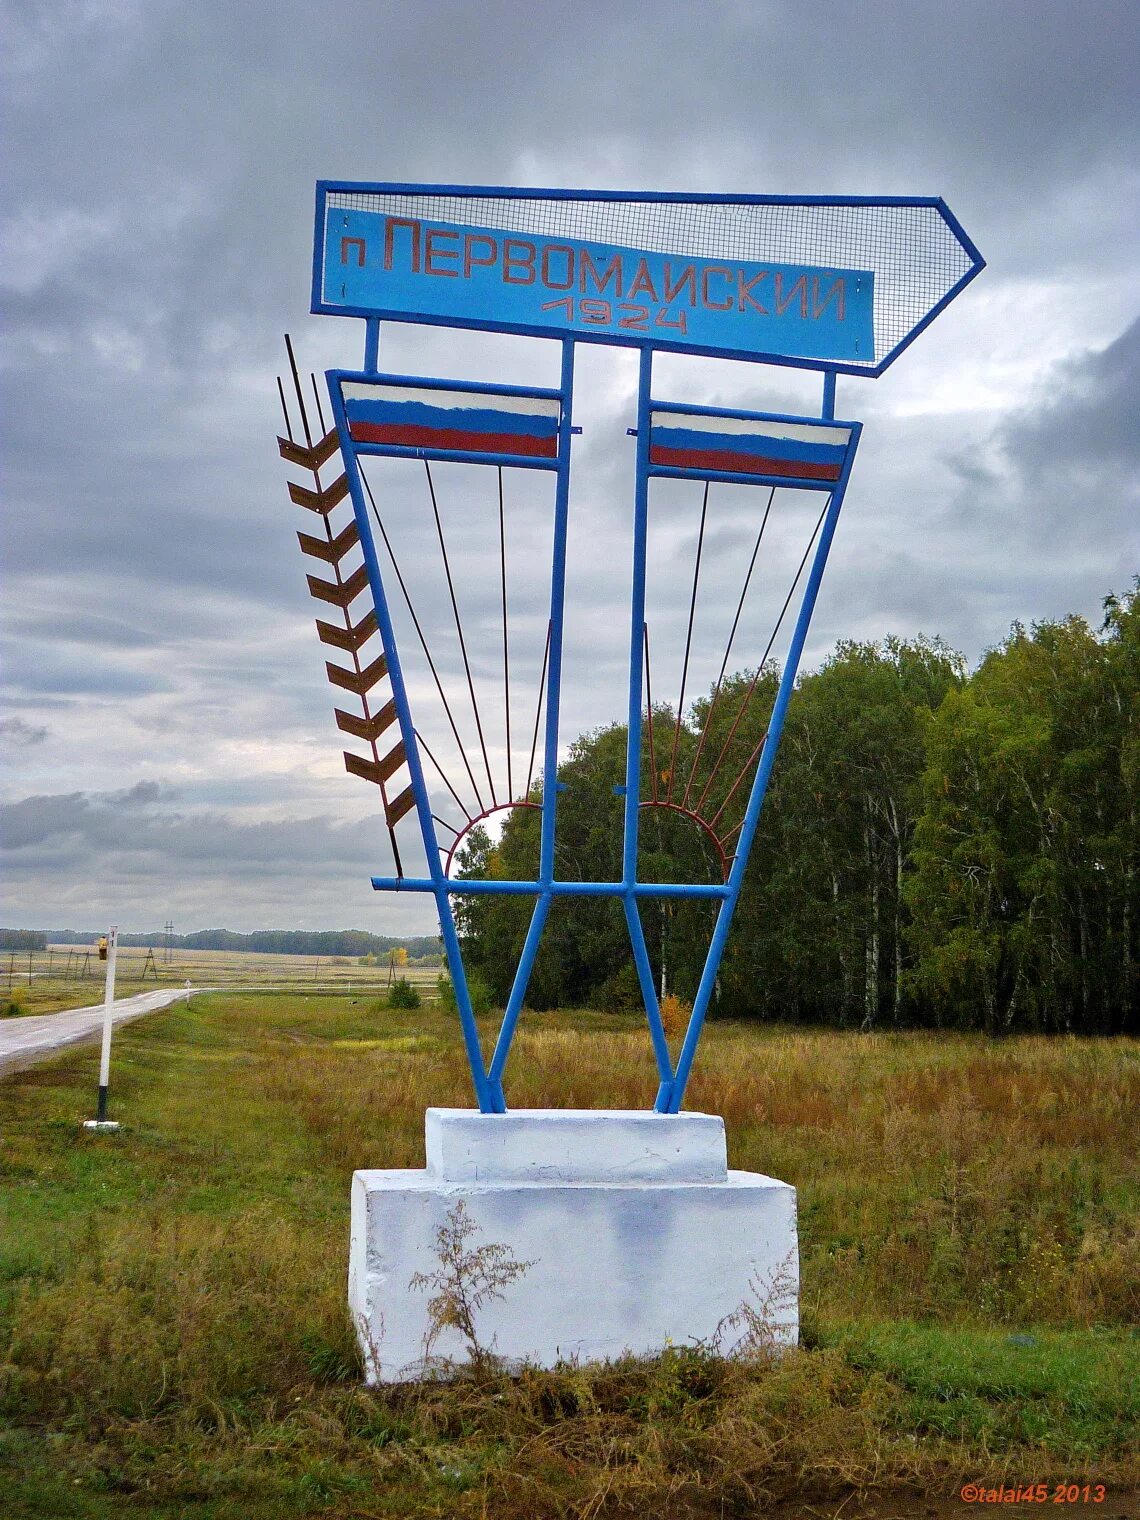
[35,929,443,960]
[0,930,47,952]
[457,587,1138,1036]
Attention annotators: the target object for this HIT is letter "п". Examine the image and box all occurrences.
[341,237,366,266]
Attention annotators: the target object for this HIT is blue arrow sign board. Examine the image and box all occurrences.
[318,207,874,365]
[313,185,983,375]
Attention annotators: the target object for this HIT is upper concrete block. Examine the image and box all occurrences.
[424,1107,728,1184]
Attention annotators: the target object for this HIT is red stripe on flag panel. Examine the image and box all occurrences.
[649,444,842,482]
[349,421,559,458]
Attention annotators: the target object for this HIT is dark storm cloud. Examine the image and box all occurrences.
[2,0,1137,931]
[1002,315,1140,481]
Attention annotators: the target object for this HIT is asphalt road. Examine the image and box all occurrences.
[0,987,197,1077]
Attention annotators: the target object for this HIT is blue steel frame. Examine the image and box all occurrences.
[310,181,980,1113]
[312,182,985,379]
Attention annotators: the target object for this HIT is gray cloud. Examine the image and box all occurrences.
[0,717,49,747]
[2,0,1137,932]
[1002,315,1140,482]
[0,779,433,933]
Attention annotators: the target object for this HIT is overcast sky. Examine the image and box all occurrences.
[2,0,1137,936]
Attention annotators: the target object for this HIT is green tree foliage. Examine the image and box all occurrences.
[455,591,1138,1037]
[906,595,1138,1034]
[722,636,964,1026]
[387,977,421,1010]
[0,929,46,951]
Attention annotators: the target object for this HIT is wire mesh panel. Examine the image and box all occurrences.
[315,184,983,374]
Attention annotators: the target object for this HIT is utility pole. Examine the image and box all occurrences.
[84,926,120,1132]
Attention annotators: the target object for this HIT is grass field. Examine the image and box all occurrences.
[1,994,1137,1518]
[2,946,442,1017]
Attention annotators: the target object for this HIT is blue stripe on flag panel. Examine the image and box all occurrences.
[652,426,848,468]
[648,407,853,483]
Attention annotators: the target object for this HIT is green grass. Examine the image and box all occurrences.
[823,1322,1139,1455]
[1,994,1137,1518]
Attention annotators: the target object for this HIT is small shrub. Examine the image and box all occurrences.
[1,992,25,1018]
[659,992,691,1039]
[410,1200,533,1370]
[388,977,421,1010]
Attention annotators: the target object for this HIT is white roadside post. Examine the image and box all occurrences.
[84,925,120,1132]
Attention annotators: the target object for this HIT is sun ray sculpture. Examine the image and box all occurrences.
[277,184,982,1378]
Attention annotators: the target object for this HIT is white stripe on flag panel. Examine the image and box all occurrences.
[342,382,560,418]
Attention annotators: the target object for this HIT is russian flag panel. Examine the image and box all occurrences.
[650,407,853,485]
[341,380,561,461]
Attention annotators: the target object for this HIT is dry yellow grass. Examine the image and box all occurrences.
[1,994,1137,1518]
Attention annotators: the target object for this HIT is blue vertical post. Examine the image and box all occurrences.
[661,424,862,1112]
[622,348,653,887]
[822,370,836,420]
[621,348,673,1102]
[485,338,577,1109]
[363,317,380,374]
[328,372,496,1112]
[538,338,576,887]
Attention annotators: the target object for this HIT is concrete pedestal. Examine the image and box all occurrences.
[349,1109,798,1382]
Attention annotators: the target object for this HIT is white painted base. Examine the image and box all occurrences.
[349,1108,798,1383]
[82,1119,120,1131]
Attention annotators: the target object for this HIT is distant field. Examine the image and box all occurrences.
[1,944,442,1016]
[1,996,1136,1517]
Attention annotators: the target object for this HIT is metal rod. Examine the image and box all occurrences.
[693,499,827,816]
[681,487,774,809]
[666,479,709,803]
[487,895,551,1100]
[663,428,861,1113]
[370,876,733,898]
[415,728,475,824]
[499,467,512,801]
[622,346,653,887]
[623,896,674,1085]
[424,459,497,806]
[538,339,576,886]
[644,623,658,803]
[707,728,768,832]
[486,347,577,1105]
[526,622,551,798]
[352,442,560,472]
[822,371,837,420]
[364,316,380,374]
[95,926,117,1122]
[361,468,486,812]
[284,334,312,448]
[277,376,294,443]
[310,372,327,435]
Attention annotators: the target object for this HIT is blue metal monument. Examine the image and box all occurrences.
[280,185,983,1117]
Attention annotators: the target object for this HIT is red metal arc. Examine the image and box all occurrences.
[444,800,541,876]
[638,799,731,882]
